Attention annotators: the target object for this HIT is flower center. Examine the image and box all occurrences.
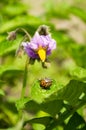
[38,48,46,62]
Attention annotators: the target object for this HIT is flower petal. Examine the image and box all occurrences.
[40,35,49,47]
[48,39,56,50]
[22,42,38,58]
[31,32,44,47]
[30,41,38,50]
[22,42,30,47]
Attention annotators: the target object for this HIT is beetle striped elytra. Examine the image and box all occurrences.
[39,78,52,89]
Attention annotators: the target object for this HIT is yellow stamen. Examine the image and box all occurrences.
[38,48,46,62]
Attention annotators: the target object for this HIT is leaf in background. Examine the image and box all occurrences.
[0,16,43,34]
[0,89,5,96]
[54,31,86,68]
[3,3,28,17]
[69,66,86,81]
[44,0,71,18]
[6,118,24,130]
[64,59,86,81]
[69,6,86,22]
[0,80,5,85]
[68,45,86,68]
[44,0,86,21]
[0,101,18,128]
[0,65,23,77]
[0,36,22,56]
[53,31,74,49]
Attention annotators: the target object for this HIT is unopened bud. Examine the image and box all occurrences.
[37,25,50,35]
[16,46,24,57]
[42,60,51,68]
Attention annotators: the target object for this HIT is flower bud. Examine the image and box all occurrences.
[7,31,17,41]
[37,25,49,35]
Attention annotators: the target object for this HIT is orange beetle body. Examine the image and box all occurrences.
[39,78,52,89]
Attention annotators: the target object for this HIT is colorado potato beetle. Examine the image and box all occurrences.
[39,78,52,89]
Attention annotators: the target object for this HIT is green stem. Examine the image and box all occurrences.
[17,57,29,120]
[21,57,29,98]
[16,28,31,41]
[15,27,31,56]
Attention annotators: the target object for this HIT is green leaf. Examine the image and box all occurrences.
[25,79,63,116]
[69,66,86,81]
[55,80,86,105]
[41,100,63,116]
[0,65,23,77]
[6,118,24,130]
[3,3,28,16]
[68,45,86,68]
[25,100,41,113]
[25,79,86,119]
[0,89,5,96]
[24,116,52,126]
[80,125,86,130]
[0,16,43,34]
[54,31,86,68]
[0,80,5,85]
[32,123,45,130]
[44,0,71,18]
[16,97,30,110]
[64,112,85,130]
[25,100,63,116]
[31,78,86,106]
[31,79,60,103]
[69,6,86,22]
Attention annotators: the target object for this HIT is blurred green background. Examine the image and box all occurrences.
[0,0,86,129]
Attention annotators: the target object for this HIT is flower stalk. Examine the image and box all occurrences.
[21,57,29,98]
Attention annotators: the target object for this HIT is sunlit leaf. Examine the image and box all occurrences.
[31,79,60,103]
[16,97,30,110]
[69,66,86,81]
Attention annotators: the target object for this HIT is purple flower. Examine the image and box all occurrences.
[22,31,56,62]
